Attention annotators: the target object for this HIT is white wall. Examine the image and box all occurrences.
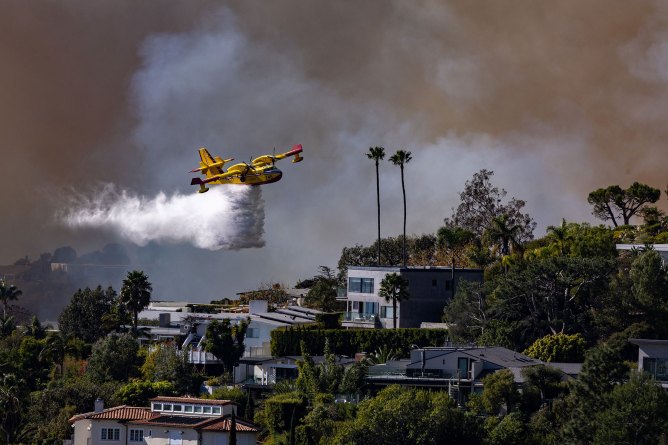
[144,428,199,445]
[201,431,256,445]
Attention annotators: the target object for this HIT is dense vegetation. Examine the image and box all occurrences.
[2,169,668,444]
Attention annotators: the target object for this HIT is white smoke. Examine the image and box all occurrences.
[62,184,265,250]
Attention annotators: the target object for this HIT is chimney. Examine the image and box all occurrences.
[94,398,104,413]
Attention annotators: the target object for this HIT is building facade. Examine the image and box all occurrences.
[70,397,258,445]
[630,338,668,387]
[344,266,484,328]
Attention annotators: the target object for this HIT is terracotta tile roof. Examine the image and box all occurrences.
[150,396,235,406]
[131,414,259,432]
[201,417,259,432]
[69,406,154,423]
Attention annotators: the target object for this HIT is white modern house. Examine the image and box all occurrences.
[343,266,483,328]
[69,396,258,445]
[137,300,322,382]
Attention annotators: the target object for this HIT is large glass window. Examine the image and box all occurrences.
[101,428,120,441]
[380,306,394,319]
[348,277,374,293]
[363,302,378,315]
[644,358,668,381]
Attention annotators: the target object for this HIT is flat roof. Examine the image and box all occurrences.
[629,338,668,346]
[347,266,483,272]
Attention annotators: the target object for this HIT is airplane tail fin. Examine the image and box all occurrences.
[191,148,233,178]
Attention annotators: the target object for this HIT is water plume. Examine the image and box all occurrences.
[62,184,265,250]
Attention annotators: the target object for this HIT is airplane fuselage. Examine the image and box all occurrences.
[212,166,283,186]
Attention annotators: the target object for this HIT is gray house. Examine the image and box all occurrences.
[344,266,483,328]
[367,345,580,404]
[630,338,668,387]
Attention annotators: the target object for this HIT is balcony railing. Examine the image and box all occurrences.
[343,312,377,323]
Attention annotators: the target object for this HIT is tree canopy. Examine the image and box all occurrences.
[120,270,152,334]
[587,182,660,226]
[202,318,250,377]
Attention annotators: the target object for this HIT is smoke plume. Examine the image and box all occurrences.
[62,185,264,250]
[4,0,668,308]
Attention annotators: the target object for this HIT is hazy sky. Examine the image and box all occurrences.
[2,0,668,301]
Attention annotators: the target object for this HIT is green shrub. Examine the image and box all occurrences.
[523,332,586,363]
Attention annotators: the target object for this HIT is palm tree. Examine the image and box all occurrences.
[366,146,386,265]
[378,272,409,329]
[389,150,412,267]
[39,332,72,379]
[120,270,152,334]
[486,214,523,257]
[366,346,399,365]
[0,315,15,337]
[0,281,22,318]
[437,226,475,295]
[486,215,523,273]
[546,218,569,255]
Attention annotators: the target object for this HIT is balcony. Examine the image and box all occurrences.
[342,312,380,328]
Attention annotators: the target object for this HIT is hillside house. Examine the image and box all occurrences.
[69,396,258,445]
[630,338,668,388]
[343,266,483,328]
[367,345,581,404]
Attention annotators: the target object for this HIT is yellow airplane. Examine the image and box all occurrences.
[190,144,303,193]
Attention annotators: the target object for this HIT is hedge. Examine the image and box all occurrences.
[270,326,449,357]
[263,392,308,434]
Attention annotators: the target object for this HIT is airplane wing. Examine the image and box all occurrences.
[191,148,233,177]
[252,144,304,167]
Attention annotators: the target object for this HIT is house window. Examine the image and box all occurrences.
[184,405,193,413]
[212,406,222,415]
[457,357,469,378]
[363,302,378,316]
[445,280,452,291]
[101,428,120,441]
[380,306,394,319]
[348,277,374,293]
[152,403,162,411]
[644,358,668,381]
[163,404,172,411]
[246,328,259,338]
[194,406,203,413]
[203,406,212,414]
[173,404,182,412]
[129,429,144,442]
